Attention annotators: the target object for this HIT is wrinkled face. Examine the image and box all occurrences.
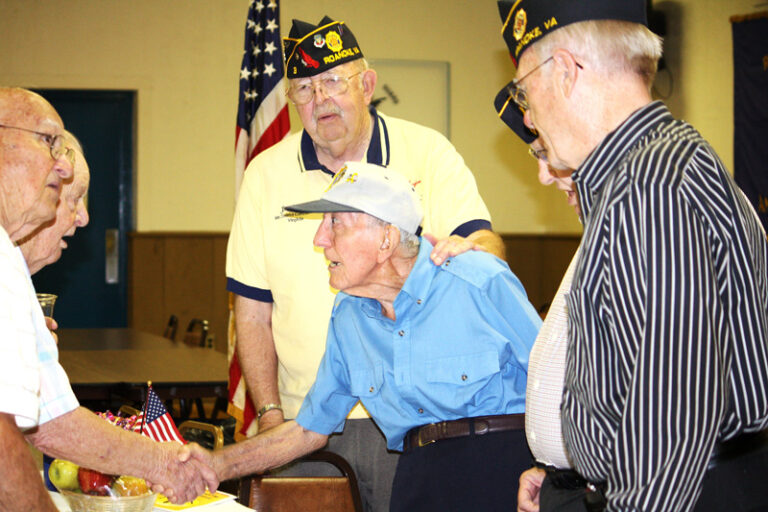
[0,91,74,236]
[531,138,580,217]
[517,50,572,173]
[291,61,373,151]
[313,211,385,294]
[21,149,90,273]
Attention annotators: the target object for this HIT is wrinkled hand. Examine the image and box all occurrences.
[147,442,219,504]
[423,232,486,266]
[518,467,546,512]
[44,317,58,344]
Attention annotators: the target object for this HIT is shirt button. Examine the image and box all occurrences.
[461,374,468,381]
[416,299,422,305]
[369,386,374,393]
[444,259,451,266]
[418,408,424,414]
[398,330,405,336]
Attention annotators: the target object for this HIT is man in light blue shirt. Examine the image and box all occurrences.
[209,162,540,511]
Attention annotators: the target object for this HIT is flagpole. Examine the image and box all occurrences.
[140,380,152,436]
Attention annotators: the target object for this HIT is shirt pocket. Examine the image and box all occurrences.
[424,350,500,385]
[349,363,384,398]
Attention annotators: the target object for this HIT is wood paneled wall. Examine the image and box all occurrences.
[127,232,582,351]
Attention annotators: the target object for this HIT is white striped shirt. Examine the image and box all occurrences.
[563,101,768,511]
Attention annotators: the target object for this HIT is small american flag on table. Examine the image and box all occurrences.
[133,387,186,444]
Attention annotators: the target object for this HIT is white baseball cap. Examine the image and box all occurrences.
[284,161,423,235]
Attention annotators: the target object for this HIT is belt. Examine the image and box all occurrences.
[536,463,606,511]
[403,414,525,453]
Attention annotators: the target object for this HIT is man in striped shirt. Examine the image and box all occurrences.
[497,1,768,510]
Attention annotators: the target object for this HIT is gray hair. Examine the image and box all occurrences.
[532,20,663,89]
[367,215,420,257]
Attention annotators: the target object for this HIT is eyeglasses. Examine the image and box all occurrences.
[508,56,583,111]
[287,71,364,105]
[528,147,548,162]
[0,124,75,167]
[507,57,554,111]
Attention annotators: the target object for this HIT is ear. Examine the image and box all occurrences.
[361,68,377,104]
[377,224,399,263]
[551,49,580,99]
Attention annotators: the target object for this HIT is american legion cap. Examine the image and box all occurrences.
[283,16,364,78]
[284,162,424,236]
[497,0,648,67]
[494,81,537,143]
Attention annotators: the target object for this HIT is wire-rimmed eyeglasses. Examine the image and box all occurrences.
[0,124,75,167]
[287,71,364,105]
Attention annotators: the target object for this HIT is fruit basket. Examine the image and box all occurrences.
[59,489,156,512]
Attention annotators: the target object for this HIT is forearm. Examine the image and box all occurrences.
[467,229,505,260]
[234,296,283,426]
[213,420,327,481]
[28,407,174,480]
[28,407,217,503]
[0,413,58,512]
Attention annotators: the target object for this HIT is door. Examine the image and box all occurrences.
[31,90,134,328]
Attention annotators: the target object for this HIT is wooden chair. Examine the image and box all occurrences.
[182,318,210,348]
[239,451,363,512]
[163,314,179,341]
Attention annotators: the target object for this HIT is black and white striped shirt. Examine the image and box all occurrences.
[563,101,768,511]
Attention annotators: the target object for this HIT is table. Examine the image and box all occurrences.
[57,328,228,409]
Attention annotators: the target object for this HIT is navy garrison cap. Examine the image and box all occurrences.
[498,0,647,66]
[283,16,363,78]
[494,80,537,143]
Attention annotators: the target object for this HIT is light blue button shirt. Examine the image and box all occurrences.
[296,239,541,451]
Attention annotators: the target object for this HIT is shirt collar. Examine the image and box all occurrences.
[356,238,434,320]
[298,105,389,176]
[573,101,673,218]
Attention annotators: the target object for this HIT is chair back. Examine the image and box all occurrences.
[183,318,210,348]
[239,451,363,512]
[163,314,179,340]
[178,420,225,450]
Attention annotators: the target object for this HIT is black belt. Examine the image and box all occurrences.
[403,414,524,453]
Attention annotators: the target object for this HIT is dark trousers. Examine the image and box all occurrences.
[540,474,589,512]
[389,429,530,512]
[694,432,768,512]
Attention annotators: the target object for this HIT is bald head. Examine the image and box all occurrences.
[0,87,73,241]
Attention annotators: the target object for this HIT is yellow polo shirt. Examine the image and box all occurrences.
[226,110,492,419]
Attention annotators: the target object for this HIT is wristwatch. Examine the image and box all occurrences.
[257,403,283,420]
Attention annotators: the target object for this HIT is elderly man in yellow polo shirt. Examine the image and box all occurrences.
[226,15,505,512]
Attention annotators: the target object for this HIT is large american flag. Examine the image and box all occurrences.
[133,387,186,444]
[234,0,290,194]
[229,0,290,439]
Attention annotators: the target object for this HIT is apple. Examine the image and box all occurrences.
[113,476,149,497]
[48,459,80,491]
[78,467,115,496]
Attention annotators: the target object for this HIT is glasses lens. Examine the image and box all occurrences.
[289,83,313,105]
[322,76,347,96]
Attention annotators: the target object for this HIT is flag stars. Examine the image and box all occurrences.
[253,24,263,35]
[254,1,264,13]
[266,19,278,32]
[252,45,262,57]
[267,0,277,9]
[240,67,251,80]
[247,19,256,29]
[264,63,277,77]
[265,41,277,55]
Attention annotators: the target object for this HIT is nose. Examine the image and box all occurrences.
[537,158,555,186]
[523,110,535,130]
[75,200,89,228]
[313,215,332,248]
[54,156,74,181]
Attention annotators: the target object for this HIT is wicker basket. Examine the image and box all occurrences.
[59,490,156,512]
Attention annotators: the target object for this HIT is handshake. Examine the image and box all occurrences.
[142,441,224,504]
